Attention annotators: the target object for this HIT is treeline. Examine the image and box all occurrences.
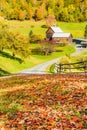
[0,0,87,22]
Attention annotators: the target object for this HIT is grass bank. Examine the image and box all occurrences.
[0,45,75,75]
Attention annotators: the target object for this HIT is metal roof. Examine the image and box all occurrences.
[51,26,63,33]
[52,33,71,38]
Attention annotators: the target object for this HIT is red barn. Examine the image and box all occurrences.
[46,25,72,43]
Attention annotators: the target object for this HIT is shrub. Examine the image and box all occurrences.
[57,42,69,47]
[41,24,47,28]
[31,47,54,55]
[56,48,63,52]
[30,34,43,43]
[59,56,71,72]
[72,55,87,71]
[59,56,71,64]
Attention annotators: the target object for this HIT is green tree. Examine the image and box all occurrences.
[84,25,87,39]
[56,0,64,7]
[59,7,69,22]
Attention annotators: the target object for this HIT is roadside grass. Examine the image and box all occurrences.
[50,48,87,74]
[0,45,75,75]
[81,51,87,56]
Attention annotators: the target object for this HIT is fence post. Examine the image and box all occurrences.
[83,61,86,74]
[57,64,59,73]
[69,64,71,73]
[59,64,62,74]
[54,63,58,73]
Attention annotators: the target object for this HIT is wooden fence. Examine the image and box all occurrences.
[54,60,87,74]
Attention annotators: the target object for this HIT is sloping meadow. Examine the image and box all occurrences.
[0,74,87,130]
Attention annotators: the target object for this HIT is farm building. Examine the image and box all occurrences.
[73,38,87,48]
[46,25,72,43]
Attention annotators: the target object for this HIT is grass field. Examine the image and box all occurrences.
[57,22,86,38]
[7,20,87,38]
[8,20,46,38]
[0,45,75,75]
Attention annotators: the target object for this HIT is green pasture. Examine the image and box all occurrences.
[8,20,46,37]
[57,22,86,38]
[7,20,86,38]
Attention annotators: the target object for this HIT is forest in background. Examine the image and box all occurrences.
[0,0,87,22]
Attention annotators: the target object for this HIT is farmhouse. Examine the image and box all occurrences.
[46,25,72,43]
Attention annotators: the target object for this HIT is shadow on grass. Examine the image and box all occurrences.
[0,68,10,76]
[0,51,23,63]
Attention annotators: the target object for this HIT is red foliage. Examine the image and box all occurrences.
[0,74,87,129]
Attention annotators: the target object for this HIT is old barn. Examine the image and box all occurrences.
[46,25,72,43]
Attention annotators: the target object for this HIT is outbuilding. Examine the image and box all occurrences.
[46,25,72,43]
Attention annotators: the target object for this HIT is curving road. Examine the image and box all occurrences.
[20,58,61,74]
[20,47,87,74]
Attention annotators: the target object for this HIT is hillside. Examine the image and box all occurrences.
[0,74,87,129]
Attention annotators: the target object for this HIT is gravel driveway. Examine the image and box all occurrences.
[20,47,87,74]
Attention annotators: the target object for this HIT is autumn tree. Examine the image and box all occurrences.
[9,7,19,20]
[0,0,87,22]
[0,20,30,58]
[46,0,56,10]
[56,0,64,7]
[46,14,56,27]
[26,3,34,19]
[7,31,30,58]
[0,20,8,51]
[18,10,27,21]
[35,5,44,20]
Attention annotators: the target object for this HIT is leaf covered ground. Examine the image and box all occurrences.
[0,74,87,130]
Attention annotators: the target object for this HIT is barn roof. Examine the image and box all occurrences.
[51,26,63,33]
[52,33,71,38]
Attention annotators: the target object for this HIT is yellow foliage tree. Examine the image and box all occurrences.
[46,14,56,27]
